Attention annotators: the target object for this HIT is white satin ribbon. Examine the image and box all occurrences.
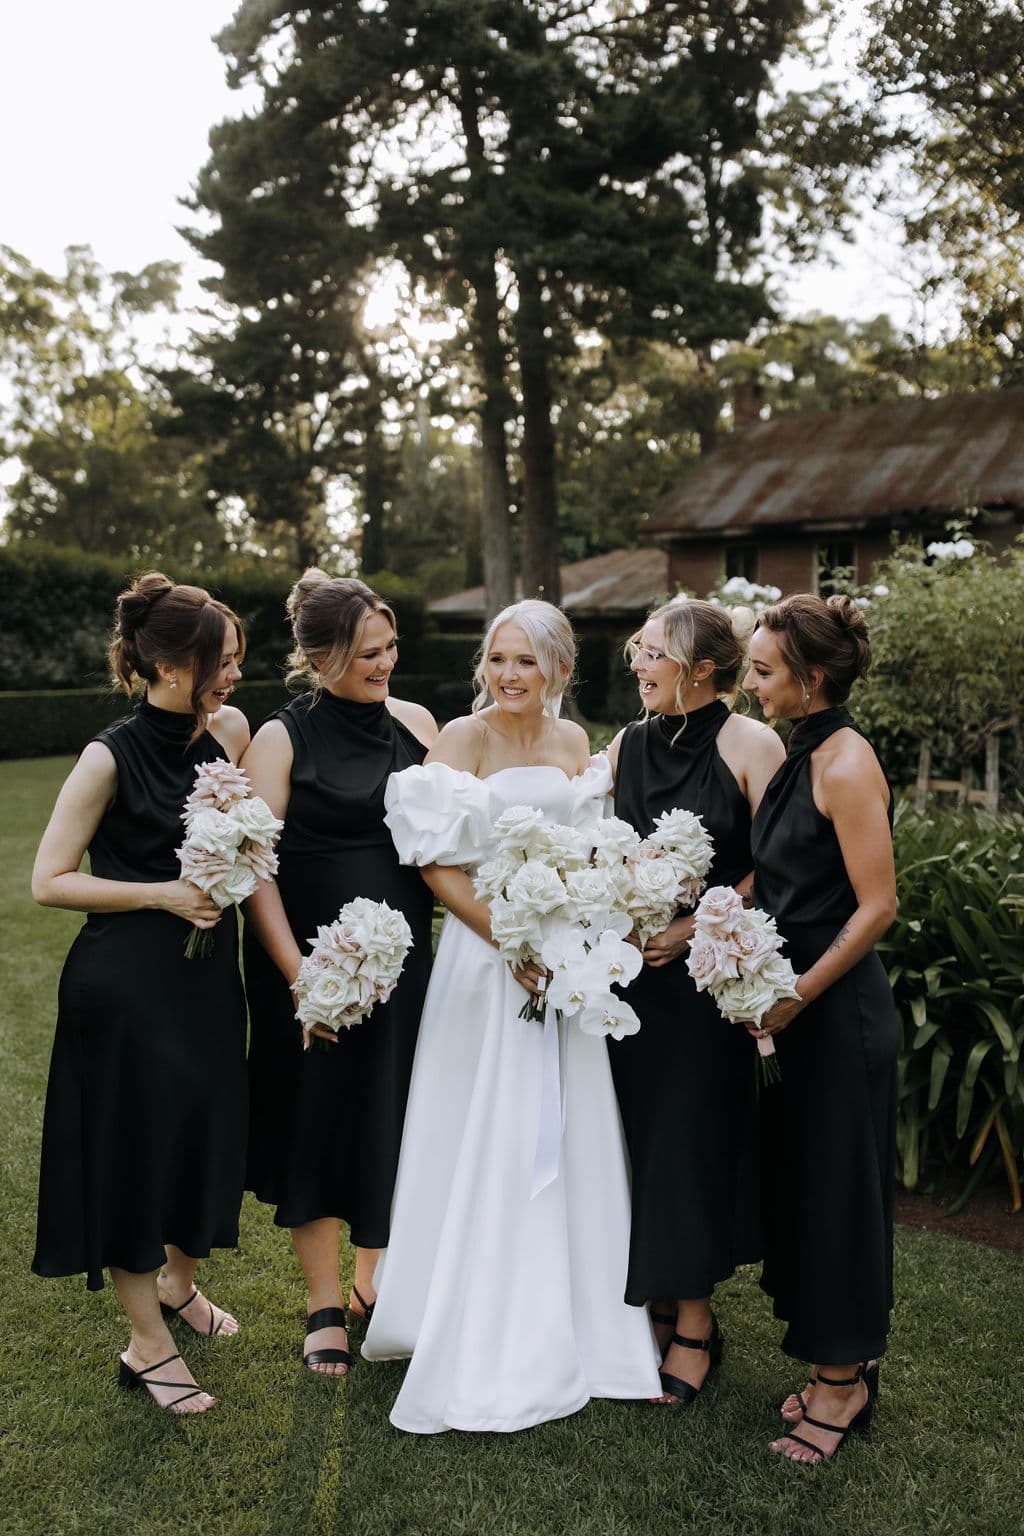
[530,999,564,1199]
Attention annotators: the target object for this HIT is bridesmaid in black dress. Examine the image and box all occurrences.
[743,592,897,1464]
[32,573,250,1413]
[242,571,437,1375]
[607,599,784,1405]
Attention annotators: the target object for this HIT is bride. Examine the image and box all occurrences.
[362,600,661,1432]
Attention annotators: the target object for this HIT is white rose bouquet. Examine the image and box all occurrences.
[685,885,802,1083]
[473,806,643,1038]
[293,896,413,1050]
[624,808,715,943]
[176,760,284,958]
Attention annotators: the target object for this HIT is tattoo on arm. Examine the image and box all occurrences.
[827,923,851,955]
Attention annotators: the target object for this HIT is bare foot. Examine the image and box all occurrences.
[770,1376,869,1463]
[158,1277,239,1337]
[120,1349,216,1415]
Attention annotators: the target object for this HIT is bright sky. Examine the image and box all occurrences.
[0,1,922,340]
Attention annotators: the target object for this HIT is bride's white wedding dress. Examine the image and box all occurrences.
[362,757,661,1434]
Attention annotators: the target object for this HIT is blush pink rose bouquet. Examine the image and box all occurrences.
[686,886,801,1084]
[292,897,413,1050]
[176,760,284,958]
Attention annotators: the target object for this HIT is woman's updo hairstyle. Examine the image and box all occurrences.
[108,571,245,744]
[754,592,871,705]
[627,598,754,719]
[472,599,576,716]
[285,569,396,694]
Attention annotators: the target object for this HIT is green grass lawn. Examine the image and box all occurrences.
[1,756,1022,1536]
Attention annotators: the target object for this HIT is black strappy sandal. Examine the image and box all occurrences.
[159,1286,232,1337]
[348,1284,376,1324]
[119,1351,212,1412]
[781,1359,880,1422]
[303,1306,352,1374]
[773,1363,874,1462]
[656,1313,724,1406]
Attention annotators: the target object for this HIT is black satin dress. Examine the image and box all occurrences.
[751,706,897,1364]
[33,702,248,1291]
[244,692,433,1244]
[611,701,760,1303]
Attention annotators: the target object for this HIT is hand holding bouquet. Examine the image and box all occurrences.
[473,806,643,1037]
[176,760,284,958]
[292,897,413,1049]
[685,886,802,1083]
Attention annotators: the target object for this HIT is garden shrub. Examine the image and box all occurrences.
[885,802,1024,1209]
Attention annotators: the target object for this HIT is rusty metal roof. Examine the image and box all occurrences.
[645,390,1024,538]
[429,546,670,620]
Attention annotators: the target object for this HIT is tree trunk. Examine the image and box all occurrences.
[515,263,561,605]
[360,404,388,574]
[457,68,514,619]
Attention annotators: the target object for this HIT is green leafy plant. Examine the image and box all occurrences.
[885,801,1024,1210]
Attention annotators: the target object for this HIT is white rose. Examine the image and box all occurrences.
[506,862,569,919]
[492,805,547,853]
[474,849,521,901]
[629,857,683,910]
[489,896,543,964]
[715,970,780,1025]
[209,861,259,908]
[563,867,618,928]
[229,795,285,844]
[590,818,642,868]
[693,885,745,937]
[185,806,246,855]
[686,935,737,992]
[726,919,780,975]
[536,824,590,872]
[298,968,358,1027]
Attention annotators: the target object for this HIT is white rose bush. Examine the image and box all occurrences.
[176,760,284,958]
[293,896,413,1050]
[685,885,802,1083]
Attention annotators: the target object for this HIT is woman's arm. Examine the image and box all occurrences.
[31,743,222,928]
[238,722,304,984]
[758,745,896,1035]
[208,703,251,763]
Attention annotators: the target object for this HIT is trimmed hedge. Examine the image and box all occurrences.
[0,547,433,690]
[0,676,450,759]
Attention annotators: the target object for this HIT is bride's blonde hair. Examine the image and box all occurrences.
[471,600,576,716]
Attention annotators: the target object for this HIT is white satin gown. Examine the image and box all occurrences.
[362,757,661,1433]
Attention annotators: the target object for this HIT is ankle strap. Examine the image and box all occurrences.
[670,1330,712,1352]
[816,1364,865,1388]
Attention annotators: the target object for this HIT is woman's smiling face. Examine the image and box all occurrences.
[330,610,398,702]
[630,617,681,714]
[486,623,547,713]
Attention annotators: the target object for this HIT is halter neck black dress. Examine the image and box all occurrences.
[244,691,433,1243]
[611,702,760,1303]
[33,702,248,1291]
[751,706,897,1364]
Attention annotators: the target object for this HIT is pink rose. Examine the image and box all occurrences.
[727,922,779,975]
[687,935,739,992]
[693,886,745,937]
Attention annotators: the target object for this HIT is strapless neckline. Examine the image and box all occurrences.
[481,764,575,784]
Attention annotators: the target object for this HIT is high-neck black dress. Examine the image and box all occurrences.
[751,706,897,1364]
[33,702,248,1291]
[244,692,433,1244]
[611,701,760,1303]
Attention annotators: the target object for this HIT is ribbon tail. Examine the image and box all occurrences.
[530,1001,563,1199]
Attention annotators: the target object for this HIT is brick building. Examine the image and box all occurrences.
[644,390,1024,595]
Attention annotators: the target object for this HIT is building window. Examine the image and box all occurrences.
[816,540,856,596]
[724,544,759,583]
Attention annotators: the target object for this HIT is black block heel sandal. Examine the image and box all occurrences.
[303,1306,352,1374]
[657,1313,723,1406]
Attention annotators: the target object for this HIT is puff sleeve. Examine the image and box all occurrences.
[384,762,495,867]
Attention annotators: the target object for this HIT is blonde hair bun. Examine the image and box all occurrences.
[286,567,332,622]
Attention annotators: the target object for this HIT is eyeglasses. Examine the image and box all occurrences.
[631,646,667,667]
